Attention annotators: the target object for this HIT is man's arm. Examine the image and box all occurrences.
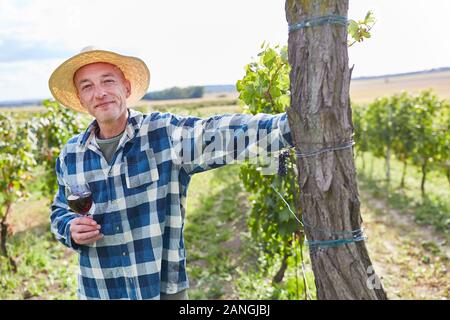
[166,112,293,175]
[50,155,102,251]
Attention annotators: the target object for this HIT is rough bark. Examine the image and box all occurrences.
[0,203,17,272]
[285,0,387,299]
[421,160,427,197]
[272,252,289,284]
[386,147,391,186]
[400,160,407,189]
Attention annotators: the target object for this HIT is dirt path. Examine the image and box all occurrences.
[360,192,449,300]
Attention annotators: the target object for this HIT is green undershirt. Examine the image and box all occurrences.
[96,130,125,164]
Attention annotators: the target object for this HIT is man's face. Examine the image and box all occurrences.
[74,62,131,124]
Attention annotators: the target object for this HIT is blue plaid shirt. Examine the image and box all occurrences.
[50,108,293,300]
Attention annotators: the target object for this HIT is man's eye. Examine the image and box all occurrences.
[104,79,115,84]
[82,85,92,91]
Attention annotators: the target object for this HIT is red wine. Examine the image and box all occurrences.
[67,192,93,214]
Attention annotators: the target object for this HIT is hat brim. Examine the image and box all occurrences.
[49,50,150,113]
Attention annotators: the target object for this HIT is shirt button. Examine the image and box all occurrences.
[122,252,127,256]
[116,226,120,232]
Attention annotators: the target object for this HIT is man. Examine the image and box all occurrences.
[49,47,293,300]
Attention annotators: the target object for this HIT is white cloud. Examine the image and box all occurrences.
[0,0,288,99]
[0,59,60,100]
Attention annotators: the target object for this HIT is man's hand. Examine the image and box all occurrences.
[70,216,103,245]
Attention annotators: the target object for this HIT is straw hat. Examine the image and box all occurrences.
[48,46,150,113]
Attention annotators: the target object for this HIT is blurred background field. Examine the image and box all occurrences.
[350,68,450,104]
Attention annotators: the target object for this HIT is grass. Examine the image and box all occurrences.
[234,241,316,300]
[360,192,449,299]
[184,165,245,299]
[0,226,78,299]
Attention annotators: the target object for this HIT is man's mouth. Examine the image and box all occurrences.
[95,101,114,109]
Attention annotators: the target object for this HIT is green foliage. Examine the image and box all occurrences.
[31,100,87,203]
[348,11,376,47]
[354,90,450,193]
[364,96,394,159]
[237,43,290,115]
[0,113,37,217]
[236,43,304,295]
[352,106,369,155]
[410,91,449,170]
[0,113,37,268]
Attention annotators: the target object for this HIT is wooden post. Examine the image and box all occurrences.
[285,0,387,299]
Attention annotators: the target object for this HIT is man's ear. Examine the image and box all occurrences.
[125,79,131,98]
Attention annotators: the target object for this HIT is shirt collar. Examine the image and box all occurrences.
[79,108,144,148]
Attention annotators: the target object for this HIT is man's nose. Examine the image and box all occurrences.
[94,87,107,99]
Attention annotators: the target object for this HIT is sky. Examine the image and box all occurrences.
[1,0,450,101]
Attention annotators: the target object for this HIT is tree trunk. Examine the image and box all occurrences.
[272,252,289,284]
[285,0,387,299]
[400,160,407,189]
[421,160,427,197]
[0,203,17,272]
[0,217,8,257]
[385,146,391,187]
[386,106,392,186]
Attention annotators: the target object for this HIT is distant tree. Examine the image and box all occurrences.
[143,86,204,100]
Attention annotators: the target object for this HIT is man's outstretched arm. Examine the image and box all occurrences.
[165,112,293,175]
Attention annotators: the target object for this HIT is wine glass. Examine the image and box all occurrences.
[66,184,93,216]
